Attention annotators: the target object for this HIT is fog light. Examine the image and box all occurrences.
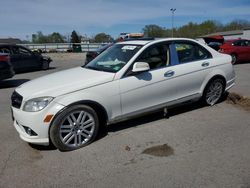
[23,126,38,136]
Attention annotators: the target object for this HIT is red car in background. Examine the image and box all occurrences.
[219,39,250,64]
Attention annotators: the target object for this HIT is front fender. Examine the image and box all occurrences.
[53,81,121,121]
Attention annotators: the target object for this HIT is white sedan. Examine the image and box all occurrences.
[11,38,235,151]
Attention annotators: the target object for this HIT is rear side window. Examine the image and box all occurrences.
[174,42,212,63]
[12,46,32,56]
[233,40,247,46]
[19,47,32,56]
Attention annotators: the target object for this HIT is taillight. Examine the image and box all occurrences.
[0,55,10,62]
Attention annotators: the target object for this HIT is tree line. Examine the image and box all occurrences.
[31,30,113,44]
[143,19,250,38]
[30,19,250,43]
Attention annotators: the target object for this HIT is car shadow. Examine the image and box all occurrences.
[0,79,30,89]
[28,143,57,151]
[106,101,205,133]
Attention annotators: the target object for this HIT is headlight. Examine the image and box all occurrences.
[23,97,54,112]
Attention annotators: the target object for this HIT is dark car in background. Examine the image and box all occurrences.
[85,43,113,64]
[219,39,250,64]
[0,44,52,73]
[0,53,15,81]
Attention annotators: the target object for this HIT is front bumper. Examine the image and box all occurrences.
[12,101,65,145]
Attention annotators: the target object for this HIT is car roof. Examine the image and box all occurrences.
[118,38,199,46]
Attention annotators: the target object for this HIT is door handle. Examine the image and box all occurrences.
[201,62,209,67]
[164,70,175,77]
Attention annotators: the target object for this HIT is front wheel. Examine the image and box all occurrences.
[203,79,225,106]
[41,61,49,70]
[50,105,99,151]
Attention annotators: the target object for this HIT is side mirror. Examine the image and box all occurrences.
[132,62,150,73]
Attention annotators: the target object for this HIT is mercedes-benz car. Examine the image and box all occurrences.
[11,38,235,151]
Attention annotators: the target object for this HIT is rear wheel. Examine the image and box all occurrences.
[203,78,225,106]
[50,105,99,151]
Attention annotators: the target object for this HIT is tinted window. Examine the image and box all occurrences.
[12,46,32,56]
[19,47,32,56]
[0,47,11,54]
[135,43,170,70]
[233,40,246,46]
[175,42,212,63]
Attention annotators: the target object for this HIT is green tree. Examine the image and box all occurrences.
[94,33,113,43]
[32,31,66,43]
[49,32,65,43]
[71,30,81,43]
[142,24,168,37]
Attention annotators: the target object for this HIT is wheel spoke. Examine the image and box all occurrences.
[82,122,94,129]
[78,134,82,144]
[74,134,77,145]
[81,118,93,126]
[80,132,89,138]
[77,111,85,124]
[67,117,74,126]
[60,129,72,133]
[63,132,74,144]
[70,114,77,123]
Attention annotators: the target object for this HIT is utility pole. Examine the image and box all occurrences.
[170,8,176,37]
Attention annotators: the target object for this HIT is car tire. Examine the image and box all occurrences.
[41,61,49,70]
[50,105,100,151]
[203,78,225,106]
[231,54,237,65]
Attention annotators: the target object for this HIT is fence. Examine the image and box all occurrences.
[22,43,103,53]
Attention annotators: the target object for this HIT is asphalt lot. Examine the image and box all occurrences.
[0,54,250,188]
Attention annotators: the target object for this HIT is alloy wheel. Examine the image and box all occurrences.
[205,79,224,105]
[59,110,95,148]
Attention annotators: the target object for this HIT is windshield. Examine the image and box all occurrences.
[84,44,142,73]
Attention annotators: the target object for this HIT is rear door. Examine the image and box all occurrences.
[171,41,214,99]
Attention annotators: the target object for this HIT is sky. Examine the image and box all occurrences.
[0,0,250,40]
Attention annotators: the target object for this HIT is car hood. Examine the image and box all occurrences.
[16,67,115,100]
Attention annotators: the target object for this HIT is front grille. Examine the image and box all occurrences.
[11,91,23,109]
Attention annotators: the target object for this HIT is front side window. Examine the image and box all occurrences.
[175,42,212,63]
[84,44,142,73]
[135,43,170,70]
